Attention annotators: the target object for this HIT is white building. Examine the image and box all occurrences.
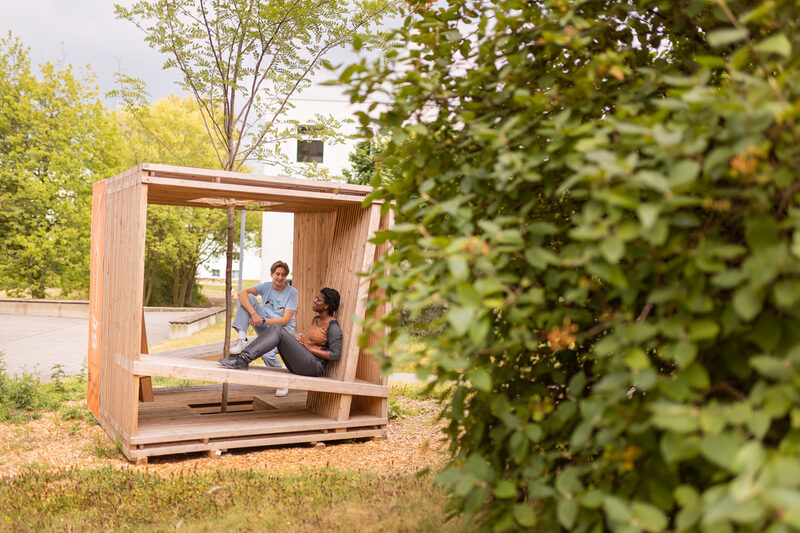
[198,94,383,286]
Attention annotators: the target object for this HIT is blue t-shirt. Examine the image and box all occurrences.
[254,282,299,332]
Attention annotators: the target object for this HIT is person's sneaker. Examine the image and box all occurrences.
[275,388,289,397]
[229,338,247,355]
[219,355,249,370]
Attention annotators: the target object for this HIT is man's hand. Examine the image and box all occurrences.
[249,315,265,327]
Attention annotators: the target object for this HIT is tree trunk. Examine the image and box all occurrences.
[222,205,235,414]
[186,264,197,306]
[143,252,159,307]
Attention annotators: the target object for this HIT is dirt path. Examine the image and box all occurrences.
[0,397,447,479]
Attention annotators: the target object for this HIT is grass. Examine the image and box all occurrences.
[0,357,91,424]
[0,467,467,532]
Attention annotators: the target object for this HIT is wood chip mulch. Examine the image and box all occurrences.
[0,397,448,479]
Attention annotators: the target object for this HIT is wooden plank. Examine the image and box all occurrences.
[142,176,368,207]
[124,427,387,460]
[133,354,389,397]
[139,308,153,402]
[353,209,393,417]
[98,167,146,443]
[141,163,373,196]
[292,211,337,331]
[132,409,386,444]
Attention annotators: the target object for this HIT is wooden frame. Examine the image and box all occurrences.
[87,163,390,461]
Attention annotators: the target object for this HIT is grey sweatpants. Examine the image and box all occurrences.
[240,324,325,377]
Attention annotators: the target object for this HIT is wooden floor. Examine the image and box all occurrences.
[125,384,388,460]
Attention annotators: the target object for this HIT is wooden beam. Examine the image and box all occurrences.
[133,354,389,398]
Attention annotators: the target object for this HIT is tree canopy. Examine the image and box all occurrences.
[347,0,800,530]
[0,33,117,298]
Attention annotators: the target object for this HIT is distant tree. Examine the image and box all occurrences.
[0,33,118,298]
[114,95,259,306]
[343,138,390,186]
[348,0,800,531]
[115,0,391,355]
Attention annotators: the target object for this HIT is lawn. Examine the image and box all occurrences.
[0,317,459,532]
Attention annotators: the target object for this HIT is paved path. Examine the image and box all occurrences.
[0,311,197,381]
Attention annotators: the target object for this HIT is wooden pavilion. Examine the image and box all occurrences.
[87,163,390,462]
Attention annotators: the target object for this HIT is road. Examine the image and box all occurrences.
[0,311,197,381]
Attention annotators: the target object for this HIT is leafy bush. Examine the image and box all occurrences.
[0,355,91,423]
[348,0,800,530]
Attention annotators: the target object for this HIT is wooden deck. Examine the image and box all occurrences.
[127,385,388,459]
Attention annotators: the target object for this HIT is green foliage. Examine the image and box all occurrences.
[388,390,410,419]
[343,138,392,185]
[348,0,800,530]
[0,32,119,298]
[0,354,90,424]
[114,95,261,306]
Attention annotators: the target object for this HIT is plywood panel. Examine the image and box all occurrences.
[98,166,147,442]
[292,211,336,330]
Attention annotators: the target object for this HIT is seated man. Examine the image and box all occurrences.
[230,260,298,396]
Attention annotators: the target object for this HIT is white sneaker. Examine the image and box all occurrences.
[275,388,289,397]
[229,338,247,355]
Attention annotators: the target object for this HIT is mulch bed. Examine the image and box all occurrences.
[0,397,447,479]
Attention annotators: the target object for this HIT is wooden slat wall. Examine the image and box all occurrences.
[292,211,337,330]
[98,167,147,442]
[352,209,394,418]
[307,204,381,420]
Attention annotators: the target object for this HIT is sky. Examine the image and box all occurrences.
[0,0,355,107]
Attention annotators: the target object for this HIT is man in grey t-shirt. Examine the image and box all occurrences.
[230,260,298,396]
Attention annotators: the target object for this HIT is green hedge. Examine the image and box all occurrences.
[346,0,800,530]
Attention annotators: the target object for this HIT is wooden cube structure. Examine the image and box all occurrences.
[87,163,390,461]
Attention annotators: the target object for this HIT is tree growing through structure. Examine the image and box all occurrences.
[115,0,391,361]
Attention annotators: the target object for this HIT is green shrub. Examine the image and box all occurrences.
[348,0,800,530]
[0,354,91,423]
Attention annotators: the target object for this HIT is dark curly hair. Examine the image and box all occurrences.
[320,287,340,315]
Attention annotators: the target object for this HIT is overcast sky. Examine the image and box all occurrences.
[0,0,356,107]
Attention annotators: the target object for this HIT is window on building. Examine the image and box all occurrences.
[297,125,324,163]
[211,269,220,278]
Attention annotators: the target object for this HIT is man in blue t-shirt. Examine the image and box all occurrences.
[230,260,298,396]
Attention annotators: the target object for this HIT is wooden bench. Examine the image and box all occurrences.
[137,342,388,398]
[168,307,224,340]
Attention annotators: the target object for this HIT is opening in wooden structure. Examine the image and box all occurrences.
[87,163,390,460]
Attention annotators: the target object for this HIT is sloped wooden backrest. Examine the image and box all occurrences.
[306,204,381,420]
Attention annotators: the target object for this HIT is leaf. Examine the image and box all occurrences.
[494,480,517,499]
[557,498,578,530]
[625,348,651,370]
[631,502,668,532]
[700,433,744,471]
[467,368,492,391]
[754,33,791,58]
[446,307,475,336]
[688,319,719,341]
[733,286,763,321]
[707,28,748,48]
[600,238,624,263]
[513,504,536,527]
[637,204,661,231]
[447,257,469,280]
[603,496,632,523]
